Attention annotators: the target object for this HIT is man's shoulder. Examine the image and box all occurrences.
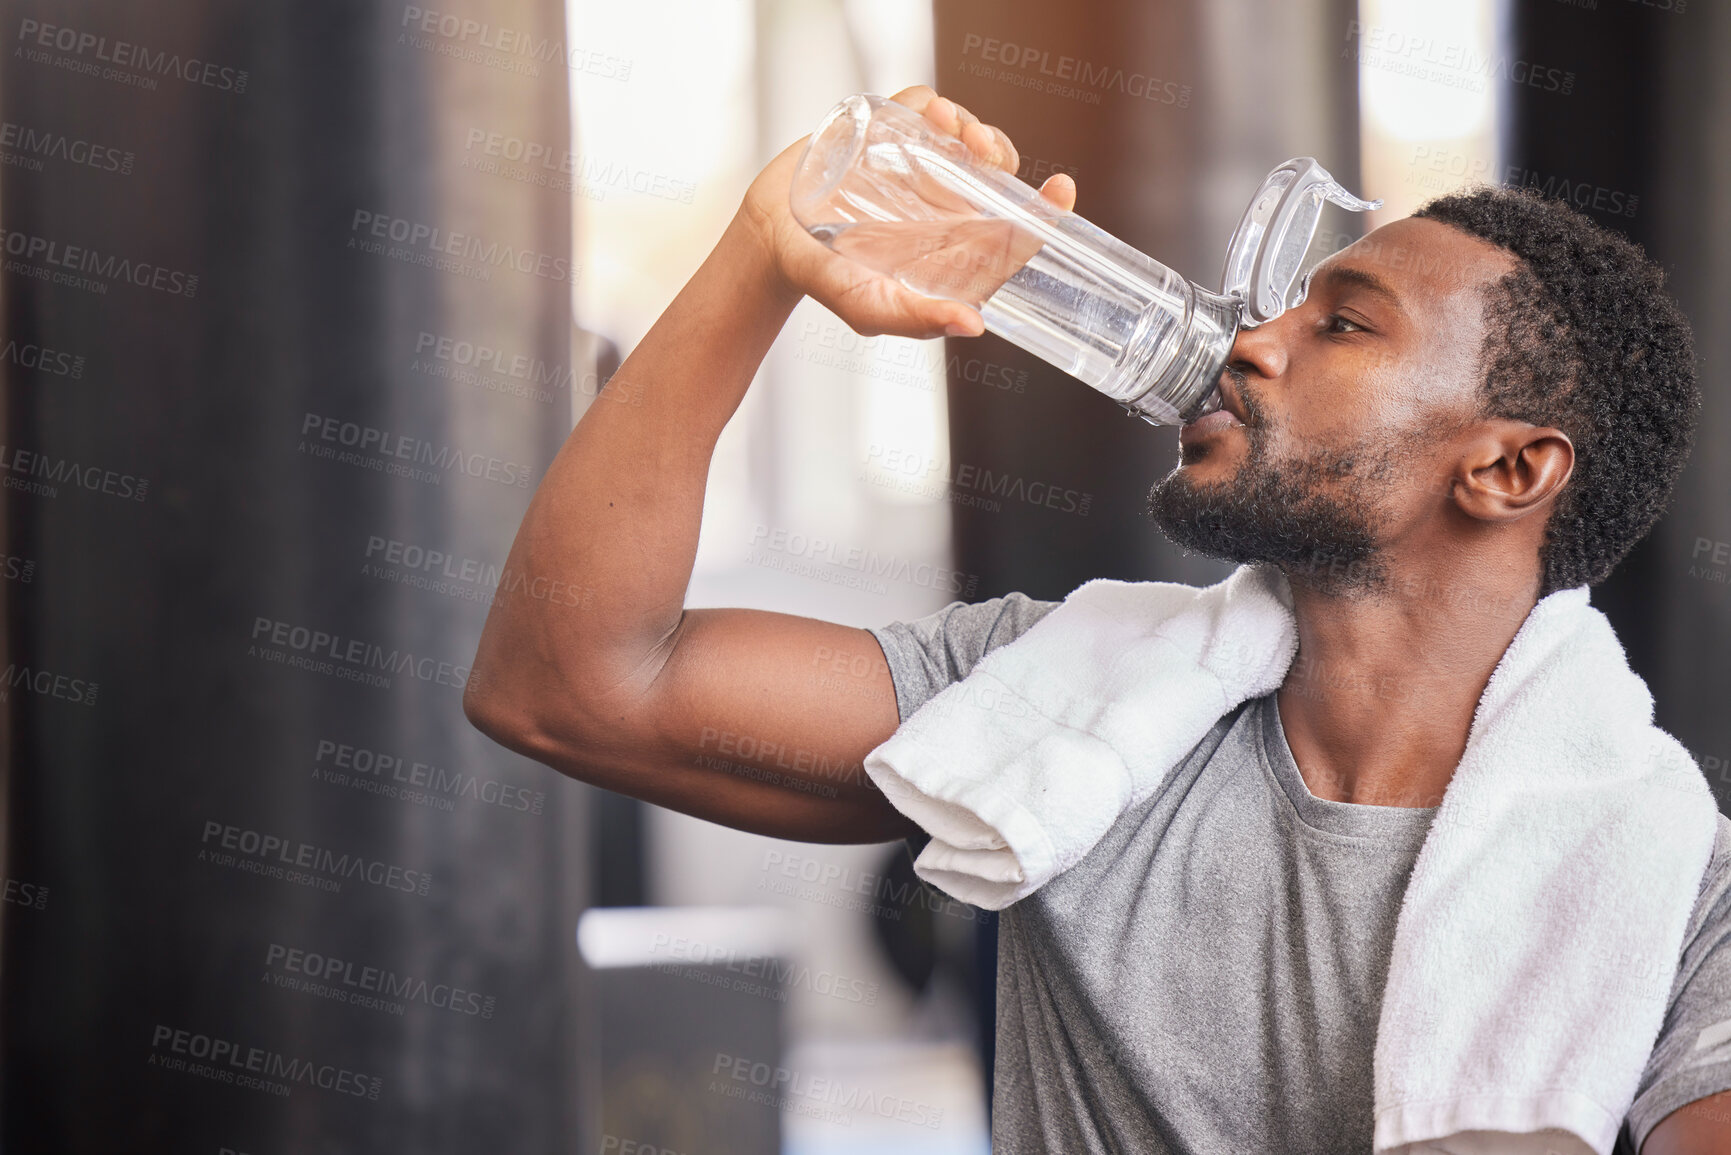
[867,591,1061,723]
[880,590,1061,659]
[1692,811,1731,915]
[867,574,1272,722]
[1621,809,1731,1151]
[1669,809,1731,986]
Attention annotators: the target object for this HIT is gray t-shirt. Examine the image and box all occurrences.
[868,592,1731,1155]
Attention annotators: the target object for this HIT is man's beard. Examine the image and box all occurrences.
[1146,375,1397,596]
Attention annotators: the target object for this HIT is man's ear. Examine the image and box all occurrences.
[1450,420,1574,523]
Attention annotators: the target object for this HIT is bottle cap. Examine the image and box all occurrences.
[1219,157,1381,326]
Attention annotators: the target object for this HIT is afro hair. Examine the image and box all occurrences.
[1413,185,1698,594]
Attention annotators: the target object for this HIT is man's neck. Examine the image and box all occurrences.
[1275,560,1542,807]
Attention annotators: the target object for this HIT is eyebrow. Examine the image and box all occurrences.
[1311,264,1408,318]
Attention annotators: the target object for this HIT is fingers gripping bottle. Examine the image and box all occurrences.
[788,93,1381,425]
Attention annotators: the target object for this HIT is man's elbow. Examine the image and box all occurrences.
[462,658,625,774]
[464,675,517,744]
[463,671,564,763]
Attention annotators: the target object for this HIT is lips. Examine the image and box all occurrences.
[1178,407,1245,448]
[1215,369,1250,425]
[1178,371,1248,448]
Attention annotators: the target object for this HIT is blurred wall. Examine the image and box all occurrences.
[1504,0,1731,810]
[934,0,1362,601]
[0,0,591,1149]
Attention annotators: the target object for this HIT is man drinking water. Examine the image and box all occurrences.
[464,86,1731,1155]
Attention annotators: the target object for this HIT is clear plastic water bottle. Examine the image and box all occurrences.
[789,93,1380,425]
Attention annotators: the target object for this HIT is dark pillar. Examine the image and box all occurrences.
[0,0,592,1149]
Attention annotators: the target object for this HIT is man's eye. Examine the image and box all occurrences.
[1326,314,1364,334]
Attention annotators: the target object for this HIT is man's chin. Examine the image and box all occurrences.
[1145,470,1255,564]
[1145,467,1389,595]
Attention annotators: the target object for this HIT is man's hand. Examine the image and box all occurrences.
[737,84,1077,342]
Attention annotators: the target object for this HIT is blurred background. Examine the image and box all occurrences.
[2,0,1725,1151]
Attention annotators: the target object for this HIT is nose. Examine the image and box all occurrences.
[1227,313,1290,381]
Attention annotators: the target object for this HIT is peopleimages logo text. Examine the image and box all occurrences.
[959,33,1191,107]
[0,662,98,707]
[0,121,134,173]
[1344,21,1575,94]
[1,339,85,378]
[250,616,472,690]
[747,525,978,597]
[149,1025,380,1099]
[200,820,434,896]
[399,7,631,80]
[350,210,578,285]
[314,737,546,815]
[265,942,497,1018]
[300,412,534,488]
[0,226,198,296]
[16,19,249,92]
[0,442,148,501]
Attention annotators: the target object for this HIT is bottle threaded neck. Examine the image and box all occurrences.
[1117,289,1239,426]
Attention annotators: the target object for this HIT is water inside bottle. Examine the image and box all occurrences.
[792,94,1240,422]
[820,214,1199,403]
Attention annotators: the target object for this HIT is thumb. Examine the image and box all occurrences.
[936,303,985,338]
[1039,172,1077,214]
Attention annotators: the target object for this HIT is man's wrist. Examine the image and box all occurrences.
[718,209,804,315]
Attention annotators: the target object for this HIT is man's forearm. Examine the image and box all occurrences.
[468,215,801,729]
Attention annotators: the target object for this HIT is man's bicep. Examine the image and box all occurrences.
[1639,1088,1731,1152]
[590,607,914,842]
[506,592,1058,843]
[1622,820,1731,1153]
[619,591,1059,839]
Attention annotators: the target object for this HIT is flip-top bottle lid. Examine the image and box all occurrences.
[1219,157,1381,326]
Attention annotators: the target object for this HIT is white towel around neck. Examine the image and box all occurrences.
[862,563,1718,1154]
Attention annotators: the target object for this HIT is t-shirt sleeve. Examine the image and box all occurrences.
[866,590,1062,724]
[868,592,1062,858]
[1618,813,1731,1152]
